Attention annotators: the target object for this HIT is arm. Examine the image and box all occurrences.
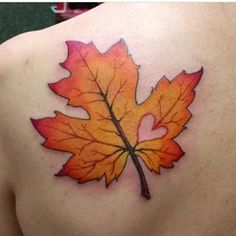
[0,138,23,236]
[0,47,23,235]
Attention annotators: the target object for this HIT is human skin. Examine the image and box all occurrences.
[0,3,236,236]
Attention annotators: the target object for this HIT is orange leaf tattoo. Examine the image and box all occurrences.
[31,39,203,199]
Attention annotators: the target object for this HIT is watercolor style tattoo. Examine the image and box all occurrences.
[31,39,203,200]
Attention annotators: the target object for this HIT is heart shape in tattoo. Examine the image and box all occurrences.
[138,114,167,142]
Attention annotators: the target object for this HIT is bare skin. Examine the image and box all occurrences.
[0,3,236,236]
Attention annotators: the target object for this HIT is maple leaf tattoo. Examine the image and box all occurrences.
[31,39,203,199]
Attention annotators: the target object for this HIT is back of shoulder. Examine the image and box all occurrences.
[0,4,236,236]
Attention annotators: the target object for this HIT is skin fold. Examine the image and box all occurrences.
[0,3,236,236]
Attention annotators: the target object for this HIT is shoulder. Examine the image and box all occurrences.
[0,31,43,86]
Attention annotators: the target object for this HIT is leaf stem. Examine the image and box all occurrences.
[103,95,151,200]
[129,151,151,199]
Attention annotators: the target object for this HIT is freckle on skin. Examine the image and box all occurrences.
[25,59,30,65]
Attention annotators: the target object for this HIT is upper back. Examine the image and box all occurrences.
[0,3,236,236]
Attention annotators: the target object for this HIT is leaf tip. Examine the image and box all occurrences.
[65,40,77,47]
[105,177,112,188]
[198,66,204,78]
[48,82,55,89]
[59,62,66,69]
[118,38,126,45]
[30,118,39,129]
[30,117,36,124]
[191,66,204,86]
[199,66,204,73]
[191,66,203,79]
[55,168,66,177]
[48,82,60,94]
[53,110,62,116]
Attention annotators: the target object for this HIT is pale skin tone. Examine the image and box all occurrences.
[0,3,236,236]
